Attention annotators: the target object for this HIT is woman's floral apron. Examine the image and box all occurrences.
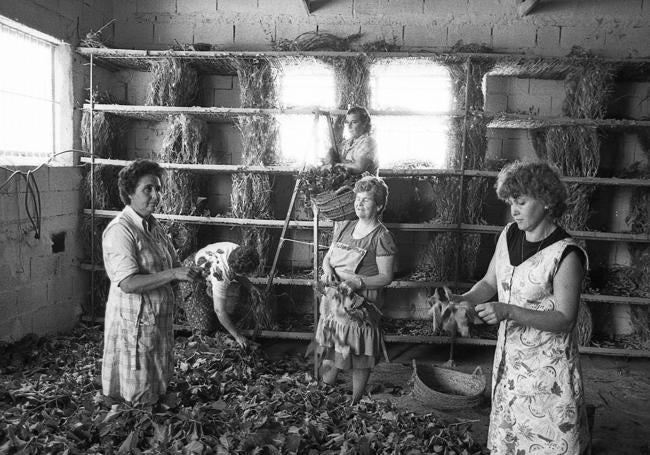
[488,225,590,455]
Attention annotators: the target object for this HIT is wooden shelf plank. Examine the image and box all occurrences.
[488,113,650,129]
[83,209,650,242]
[83,104,650,129]
[76,47,650,65]
[77,47,650,82]
[79,319,650,358]
[242,330,650,358]
[79,264,650,306]
[79,157,650,187]
[83,103,465,119]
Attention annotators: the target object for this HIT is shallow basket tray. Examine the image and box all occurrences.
[311,186,356,221]
[411,359,486,410]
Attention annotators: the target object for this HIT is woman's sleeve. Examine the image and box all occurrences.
[356,136,377,168]
[376,229,398,256]
[102,223,139,285]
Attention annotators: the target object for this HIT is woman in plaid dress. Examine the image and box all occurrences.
[101,160,201,405]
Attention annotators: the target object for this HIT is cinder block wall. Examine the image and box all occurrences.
[111,0,649,57]
[0,0,112,342]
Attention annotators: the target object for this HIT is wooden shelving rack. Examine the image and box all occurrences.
[79,47,650,358]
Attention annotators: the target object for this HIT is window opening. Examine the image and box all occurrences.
[0,18,58,165]
[369,60,452,168]
[277,61,336,165]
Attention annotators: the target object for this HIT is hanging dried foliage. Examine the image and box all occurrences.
[439,54,493,281]
[231,174,272,274]
[156,114,209,260]
[331,55,371,110]
[81,164,122,210]
[147,57,199,107]
[532,126,600,231]
[81,92,129,159]
[563,58,617,119]
[231,58,280,279]
[415,232,460,282]
[79,215,109,264]
[273,31,362,51]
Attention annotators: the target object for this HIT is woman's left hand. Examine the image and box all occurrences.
[475,302,510,325]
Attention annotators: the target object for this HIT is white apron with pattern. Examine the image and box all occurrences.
[488,224,590,455]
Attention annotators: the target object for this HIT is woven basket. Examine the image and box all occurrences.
[574,300,593,346]
[311,186,356,221]
[411,360,486,410]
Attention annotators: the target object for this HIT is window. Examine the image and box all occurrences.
[277,61,336,165]
[369,60,452,168]
[0,18,59,165]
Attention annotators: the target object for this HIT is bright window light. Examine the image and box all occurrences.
[277,61,336,165]
[277,114,333,166]
[0,20,57,165]
[373,116,450,168]
[370,60,452,167]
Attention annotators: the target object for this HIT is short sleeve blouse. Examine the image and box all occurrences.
[333,220,397,276]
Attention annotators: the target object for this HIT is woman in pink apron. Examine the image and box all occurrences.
[460,161,590,454]
[315,175,397,403]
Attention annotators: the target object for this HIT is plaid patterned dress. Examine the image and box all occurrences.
[101,205,179,404]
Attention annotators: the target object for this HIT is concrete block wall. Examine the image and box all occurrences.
[0,0,113,342]
[0,166,85,342]
[109,0,650,58]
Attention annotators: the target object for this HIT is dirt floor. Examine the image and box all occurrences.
[262,340,650,455]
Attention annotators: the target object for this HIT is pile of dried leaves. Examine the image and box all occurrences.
[0,326,486,454]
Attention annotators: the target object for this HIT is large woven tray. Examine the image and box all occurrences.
[411,359,486,410]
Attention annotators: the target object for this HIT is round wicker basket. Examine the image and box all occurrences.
[574,300,593,347]
[311,186,356,221]
[411,360,486,410]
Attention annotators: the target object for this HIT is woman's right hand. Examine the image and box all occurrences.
[321,266,339,285]
[170,266,202,283]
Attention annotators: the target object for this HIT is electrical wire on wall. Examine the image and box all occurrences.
[0,150,88,239]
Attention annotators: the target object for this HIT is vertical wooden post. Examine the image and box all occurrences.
[89,54,96,325]
[312,205,320,379]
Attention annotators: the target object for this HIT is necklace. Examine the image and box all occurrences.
[520,225,553,263]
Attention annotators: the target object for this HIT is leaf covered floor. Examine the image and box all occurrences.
[0,326,487,454]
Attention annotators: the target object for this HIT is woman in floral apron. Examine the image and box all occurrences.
[102,160,202,404]
[459,161,590,454]
[316,175,397,403]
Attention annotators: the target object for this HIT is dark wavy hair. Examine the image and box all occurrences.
[495,160,568,219]
[118,159,165,206]
[346,106,371,135]
[228,245,260,275]
[354,174,389,212]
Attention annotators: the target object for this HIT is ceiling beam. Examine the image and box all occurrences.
[518,0,541,16]
[301,0,310,15]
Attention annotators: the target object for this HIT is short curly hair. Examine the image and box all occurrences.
[346,106,372,135]
[354,174,389,212]
[228,245,260,275]
[118,159,165,206]
[495,160,568,219]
